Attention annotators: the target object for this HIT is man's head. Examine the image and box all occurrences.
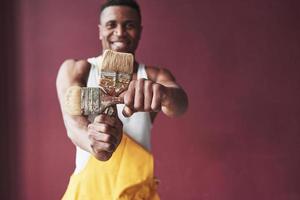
[99,0,142,54]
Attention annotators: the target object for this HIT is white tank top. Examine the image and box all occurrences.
[73,56,152,174]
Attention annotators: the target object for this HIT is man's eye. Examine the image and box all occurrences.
[106,22,116,29]
[125,23,136,29]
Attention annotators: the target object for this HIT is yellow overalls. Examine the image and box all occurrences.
[62,133,160,200]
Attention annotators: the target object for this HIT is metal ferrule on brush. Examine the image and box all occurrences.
[80,87,101,115]
[80,87,124,115]
[100,71,132,96]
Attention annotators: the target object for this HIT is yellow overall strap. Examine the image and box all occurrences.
[62,133,159,200]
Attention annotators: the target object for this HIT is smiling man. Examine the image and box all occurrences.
[56,0,188,199]
[99,4,141,53]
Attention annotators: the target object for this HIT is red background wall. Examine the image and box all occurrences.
[1,0,299,199]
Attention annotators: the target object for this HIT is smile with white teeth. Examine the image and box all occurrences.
[111,41,127,48]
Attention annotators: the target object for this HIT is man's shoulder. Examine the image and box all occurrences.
[61,59,90,68]
[57,59,92,85]
[60,59,91,76]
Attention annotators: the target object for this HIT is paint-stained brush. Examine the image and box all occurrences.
[64,86,123,116]
[99,49,134,97]
[63,50,134,116]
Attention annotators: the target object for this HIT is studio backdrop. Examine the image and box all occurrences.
[1,0,299,199]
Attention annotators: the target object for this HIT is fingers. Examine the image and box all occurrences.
[151,83,163,111]
[90,140,115,153]
[94,114,121,129]
[88,114,123,161]
[144,80,153,112]
[88,128,117,146]
[134,79,144,110]
[122,79,165,116]
[90,114,123,137]
[124,80,136,109]
[122,105,134,117]
[89,122,115,134]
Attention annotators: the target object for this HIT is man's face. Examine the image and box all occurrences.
[99,6,142,54]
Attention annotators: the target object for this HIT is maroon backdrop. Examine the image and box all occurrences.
[2,0,299,199]
[0,0,20,199]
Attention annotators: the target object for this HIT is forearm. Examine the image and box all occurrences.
[56,59,93,152]
[153,67,188,117]
[63,114,93,153]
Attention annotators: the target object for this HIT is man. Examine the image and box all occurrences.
[56,0,188,199]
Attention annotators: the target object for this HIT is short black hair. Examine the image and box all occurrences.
[100,0,141,21]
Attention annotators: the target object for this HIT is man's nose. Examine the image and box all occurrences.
[114,25,126,37]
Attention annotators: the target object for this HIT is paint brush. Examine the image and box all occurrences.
[63,50,134,116]
[98,49,134,115]
[64,86,123,115]
[99,49,134,97]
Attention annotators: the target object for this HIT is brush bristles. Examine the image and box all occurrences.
[64,86,82,115]
[101,50,134,73]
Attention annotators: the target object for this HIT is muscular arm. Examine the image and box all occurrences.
[122,66,188,119]
[151,67,188,117]
[56,59,123,161]
[56,59,92,153]
[156,69,188,117]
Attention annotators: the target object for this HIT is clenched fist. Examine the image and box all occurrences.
[87,113,123,161]
[122,79,168,117]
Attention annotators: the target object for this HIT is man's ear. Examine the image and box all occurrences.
[98,24,102,40]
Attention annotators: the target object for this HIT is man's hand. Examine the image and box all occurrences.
[122,79,168,117]
[87,114,123,161]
